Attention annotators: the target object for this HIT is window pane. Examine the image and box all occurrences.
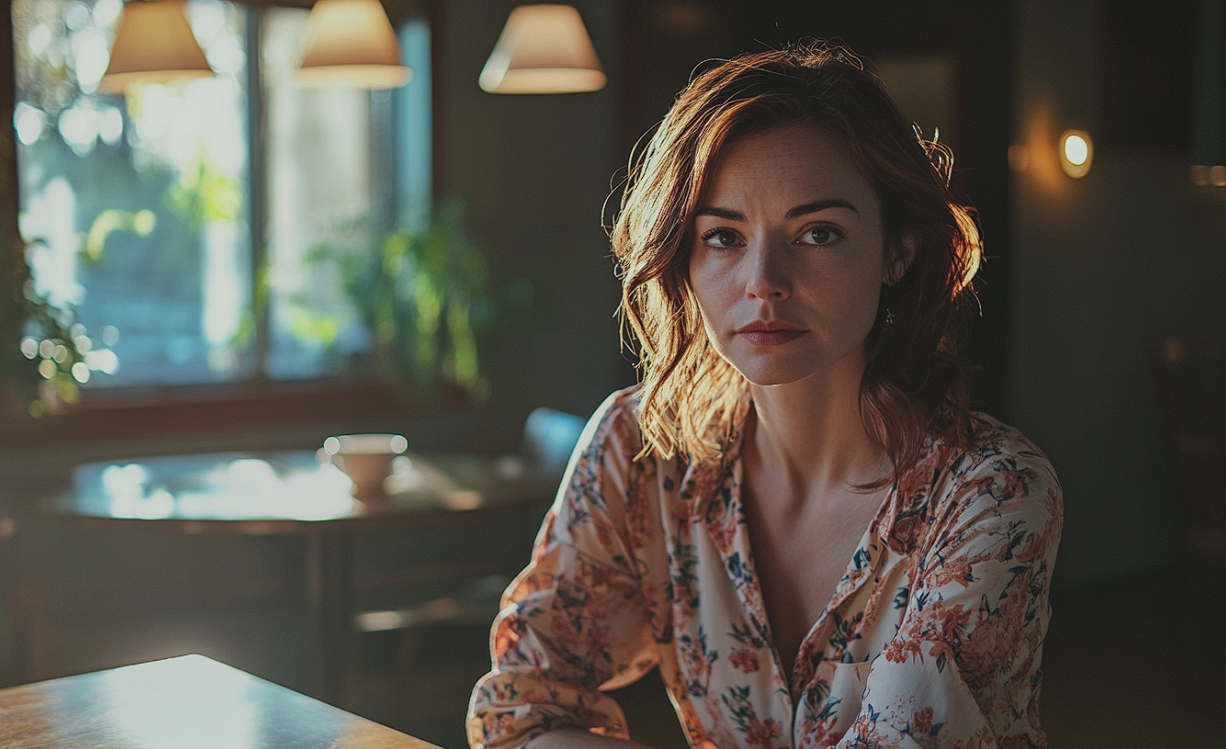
[396,18,431,227]
[13,1,427,391]
[262,6,377,380]
[14,0,252,388]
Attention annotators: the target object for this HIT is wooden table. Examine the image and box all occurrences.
[0,653,442,748]
[34,450,556,707]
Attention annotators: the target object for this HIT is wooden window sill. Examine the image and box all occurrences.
[0,377,469,454]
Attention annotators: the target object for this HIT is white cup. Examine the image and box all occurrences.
[322,433,408,500]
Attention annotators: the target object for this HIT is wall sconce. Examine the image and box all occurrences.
[479,4,605,94]
[296,0,410,89]
[99,0,214,94]
[1059,129,1093,178]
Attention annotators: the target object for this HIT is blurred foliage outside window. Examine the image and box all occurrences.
[9,0,433,411]
[308,200,491,403]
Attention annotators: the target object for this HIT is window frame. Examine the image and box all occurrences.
[0,0,446,457]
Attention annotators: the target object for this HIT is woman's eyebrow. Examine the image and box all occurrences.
[694,206,745,220]
[694,199,860,222]
[785,198,859,218]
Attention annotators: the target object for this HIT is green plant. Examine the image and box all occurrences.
[2,202,158,417]
[1,115,90,416]
[312,201,492,402]
[1,239,91,417]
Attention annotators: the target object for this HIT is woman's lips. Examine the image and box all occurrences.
[738,329,807,345]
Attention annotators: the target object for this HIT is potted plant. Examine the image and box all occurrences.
[310,200,493,404]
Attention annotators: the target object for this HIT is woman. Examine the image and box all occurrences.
[469,42,1061,749]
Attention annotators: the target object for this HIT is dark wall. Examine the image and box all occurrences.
[436,0,634,453]
[1011,0,1226,583]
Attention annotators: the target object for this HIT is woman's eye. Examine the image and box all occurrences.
[702,229,740,248]
[799,226,842,245]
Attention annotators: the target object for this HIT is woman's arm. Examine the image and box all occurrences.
[468,390,663,749]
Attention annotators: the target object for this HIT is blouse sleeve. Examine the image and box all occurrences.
[840,438,1063,749]
[467,391,661,749]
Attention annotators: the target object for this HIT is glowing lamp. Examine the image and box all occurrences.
[1192,164,1226,186]
[480,5,605,94]
[98,0,214,95]
[1059,129,1093,178]
[296,0,411,89]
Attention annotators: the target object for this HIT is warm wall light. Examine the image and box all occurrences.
[1008,143,1029,172]
[296,0,410,89]
[1190,164,1226,186]
[1059,129,1093,178]
[480,4,605,94]
[99,0,214,94]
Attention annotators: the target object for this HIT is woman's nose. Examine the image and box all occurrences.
[745,240,791,300]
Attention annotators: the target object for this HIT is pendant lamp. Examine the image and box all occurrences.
[296,0,410,89]
[480,4,605,94]
[99,0,214,94]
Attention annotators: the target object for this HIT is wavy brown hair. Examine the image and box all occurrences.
[611,41,982,486]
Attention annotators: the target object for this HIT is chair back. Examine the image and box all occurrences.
[522,407,586,478]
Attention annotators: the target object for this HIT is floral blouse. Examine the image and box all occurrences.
[469,387,1062,749]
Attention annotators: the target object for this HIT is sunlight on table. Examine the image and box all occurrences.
[104,655,259,749]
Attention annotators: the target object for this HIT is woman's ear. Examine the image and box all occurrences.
[884,234,918,285]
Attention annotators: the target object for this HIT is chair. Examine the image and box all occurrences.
[353,408,585,633]
[521,407,587,477]
[354,572,511,634]
[350,407,585,725]
[1156,337,1226,564]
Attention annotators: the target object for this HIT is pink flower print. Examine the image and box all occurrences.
[743,718,782,749]
[729,648,760,673]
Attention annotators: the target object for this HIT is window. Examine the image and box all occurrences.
[11,0,431,394]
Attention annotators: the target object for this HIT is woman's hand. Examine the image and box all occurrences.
[527,728,658,749]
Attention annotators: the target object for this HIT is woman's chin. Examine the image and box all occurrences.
[732,354,865,391]
[732,364,812,388]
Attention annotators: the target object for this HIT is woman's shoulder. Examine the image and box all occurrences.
[894,412,1062,550]
[574,385,650,467]
[602,384,644,420]
[958,411,1058,481]
[927,411,1062,528]
[588,384,644,435]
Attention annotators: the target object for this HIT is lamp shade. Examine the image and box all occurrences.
[99,0,214,94]
[296,0,410,89]
[480,4,605,94]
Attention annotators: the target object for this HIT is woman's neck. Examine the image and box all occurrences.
[746,349,888,499]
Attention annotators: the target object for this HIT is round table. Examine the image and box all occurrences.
[36,449,557,706]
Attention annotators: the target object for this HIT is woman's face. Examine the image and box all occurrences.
[687,121,892,387]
